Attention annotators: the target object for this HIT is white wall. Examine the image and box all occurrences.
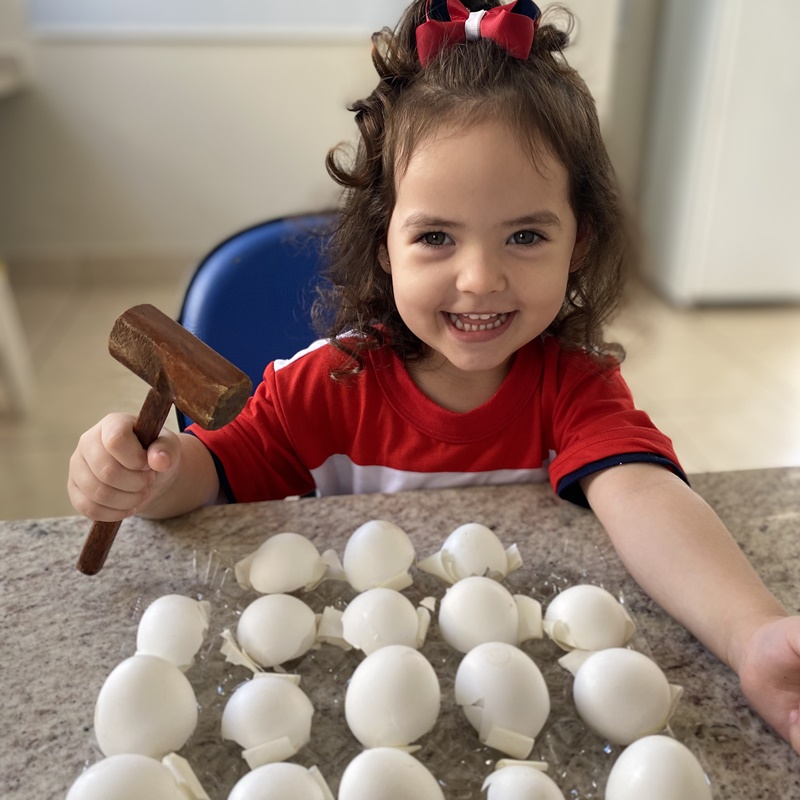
[603,0,662,204]
[0,0,628,270]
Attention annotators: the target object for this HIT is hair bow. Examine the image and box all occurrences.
[415,0,542,68]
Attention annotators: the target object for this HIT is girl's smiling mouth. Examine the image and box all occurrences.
[447,312,511,332]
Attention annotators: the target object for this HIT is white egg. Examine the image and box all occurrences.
[338,748,444,800]
[235,532,327,593]
[345,644,440,748]
[66,755,186,800]
[482,763,566,800]
[343,519,416,591]
[236,594,317,668]
[341,587,427,655]
[543,584,634,652]
[136,594,211,670]
[455,642,550,759]
[418,522,521,584]
[93,654,198,758]
[221,674,314,768]
[605,735,713,800]
[227,762,333,800]
[438,576,540,653]
[570,648,682,745]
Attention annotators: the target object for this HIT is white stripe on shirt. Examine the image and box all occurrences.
[309,452,554,497]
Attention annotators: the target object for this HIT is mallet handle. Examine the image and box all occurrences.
[76,387,172,575]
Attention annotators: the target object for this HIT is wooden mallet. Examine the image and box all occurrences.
[76,304,252,575]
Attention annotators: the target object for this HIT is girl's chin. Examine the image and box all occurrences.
[423,346,516,378]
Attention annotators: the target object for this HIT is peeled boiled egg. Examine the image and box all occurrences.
[605,735,713,800]
[345,644,440,748]
[338,748,445,800]
[343,519,416,591]
[227,762,334,800]
[438,576,542,653]
[482,762,566,800]
[135,594,211,671]
[221,674,314,768]
[455,641,550,759]
[417,522,522,584]
[564,648,682,745]
[234,594,317,668]
[340,587,430,654]
[66,753,208,800]
[93,654,198,758]
[543,584,634,652]
[235,532,330,593]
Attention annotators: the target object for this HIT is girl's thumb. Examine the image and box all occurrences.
[147,432,178,473]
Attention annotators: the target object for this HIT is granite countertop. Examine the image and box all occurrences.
[2,467,799,799]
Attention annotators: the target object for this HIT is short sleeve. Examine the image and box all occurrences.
[543,346,687,507]
[188,362,316,503]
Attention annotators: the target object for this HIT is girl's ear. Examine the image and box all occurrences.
[378,245,391,274]
[569,223,590,273]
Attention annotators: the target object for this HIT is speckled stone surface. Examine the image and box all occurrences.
[2,468,799,798]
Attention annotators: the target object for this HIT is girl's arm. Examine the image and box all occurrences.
[581,462,800,750]
[581,462,784,668]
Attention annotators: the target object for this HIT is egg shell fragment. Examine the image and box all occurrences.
[543,584,635,652]
[227,762,334,800]
[604,735,713,800]
[564,648,683,745]
[235,532,331,593]
[417,522,522,584]
[221,673,314,768]
[455,642,550,759]
[136,594,211,671]
[338,748,445,800]
[345,644,441,748]
[343,519,416,591]
[438,576,542,653]
[93,654,198,759]
[235,594,318,668]
[66,753,209,800]
[482,761,566,800]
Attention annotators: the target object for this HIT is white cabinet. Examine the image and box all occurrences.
[639,0,800,304]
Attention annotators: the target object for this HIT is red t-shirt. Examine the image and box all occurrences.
[189,336,685,507]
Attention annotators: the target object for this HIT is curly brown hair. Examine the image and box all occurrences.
[312,0,628,374]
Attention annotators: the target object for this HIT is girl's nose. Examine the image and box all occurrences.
[454,250,506,295]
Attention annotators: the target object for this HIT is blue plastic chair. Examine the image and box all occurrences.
[176,212,336,430]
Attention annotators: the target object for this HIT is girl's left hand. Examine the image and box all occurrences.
[737,614,800,753]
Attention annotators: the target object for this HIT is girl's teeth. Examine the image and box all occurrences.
[448,312,509,332]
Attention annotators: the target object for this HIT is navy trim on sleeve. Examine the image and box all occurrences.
[185,430,237,504]
[556,453,690,509]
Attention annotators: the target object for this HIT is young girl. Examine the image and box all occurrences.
[68,0,800,754]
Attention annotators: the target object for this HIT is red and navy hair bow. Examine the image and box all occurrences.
[415,0,542,68]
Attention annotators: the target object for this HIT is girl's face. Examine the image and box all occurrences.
[385,121,584,409]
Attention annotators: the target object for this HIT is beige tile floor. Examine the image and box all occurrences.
[1,276,799,521]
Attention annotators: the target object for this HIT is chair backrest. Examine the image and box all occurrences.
[176,212,336,430]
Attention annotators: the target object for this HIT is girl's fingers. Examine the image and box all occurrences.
[68,450,150,519]
[97,414,150,471]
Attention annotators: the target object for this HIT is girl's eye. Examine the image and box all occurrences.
[419,231,450,247]
[509,230,543,246]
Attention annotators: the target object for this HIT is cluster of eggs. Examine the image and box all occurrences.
[67,520,713,800]
[67,595,214,799]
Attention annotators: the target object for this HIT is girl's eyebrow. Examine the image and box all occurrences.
[508,212,562,228]
[400,213,460,231]
[400,211,562,231]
